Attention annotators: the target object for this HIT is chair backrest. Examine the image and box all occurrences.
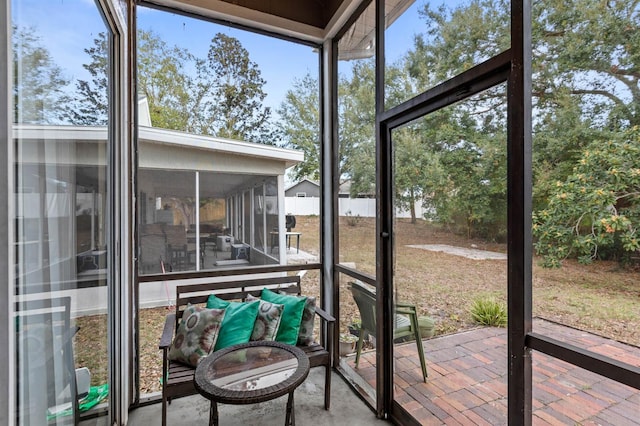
[349,281,377,338]
[164,225,187,245]
[139,233,167,273]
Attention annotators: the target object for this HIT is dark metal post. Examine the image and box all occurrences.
[507,0,533,424]
[374,0,392,419]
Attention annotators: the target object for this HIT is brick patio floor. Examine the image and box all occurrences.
[344,318,640,425]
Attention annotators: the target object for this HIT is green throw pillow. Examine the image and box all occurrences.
[206,295,260,350]
[278,291,316,346]
[246,294,284,341]
[261,288,306,345]
[168,305,226,367]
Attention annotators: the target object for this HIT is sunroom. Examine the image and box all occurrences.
[3,0,640,425]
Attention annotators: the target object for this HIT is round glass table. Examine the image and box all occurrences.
[194,340,310,426]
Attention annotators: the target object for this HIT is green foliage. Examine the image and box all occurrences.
[410,0,510,86]
[339,333,358,343]
[532,0,640,128]
[69,32,109,125]
[393,125,440,224]
[533,127,640,267]
[73,30,272,142]
[277,74,320,181]
[278,61,377,190]
[410,0,639,257]
[470,298,507,327]
[192,33,272,142]
[137,29,193,132]
[340,60,376,198]
[12,26,71,124]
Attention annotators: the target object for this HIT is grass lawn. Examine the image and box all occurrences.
[77,215,639,394]
[328,215,638,343]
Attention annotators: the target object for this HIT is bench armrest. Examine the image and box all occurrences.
[314,307,335,352]
[314,306,335,323]
[159,313,176,350]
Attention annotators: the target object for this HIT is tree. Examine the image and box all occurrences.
[392,126,442,224]
[70,30,193,130]
[531,0,640,213]
[401,0,639,258]
[68,32,109,125]
[533,126,640,267]
[408,103,507,239]
[73,31,275,142]
[12,26,71,124]
[137,30,193,131]
[339,60,377,196]
[408,0,510,86]
[191,33,272,142]
[277,74,320,181]
[278,62,377,189]
[532,0,640,128]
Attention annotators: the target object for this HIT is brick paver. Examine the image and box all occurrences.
[344,318,640,425]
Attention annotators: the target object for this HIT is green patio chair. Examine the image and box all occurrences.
[348,281,428,382]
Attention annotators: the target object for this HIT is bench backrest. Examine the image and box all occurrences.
[174,275,302,329]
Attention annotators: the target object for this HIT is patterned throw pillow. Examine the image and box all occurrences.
[168,305,226,367]
[246,294,284,341]
[297,296,316,346]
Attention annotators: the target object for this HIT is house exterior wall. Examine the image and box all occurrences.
[285,180,320,197]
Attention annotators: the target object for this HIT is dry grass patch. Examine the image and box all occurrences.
[76,215,639,396]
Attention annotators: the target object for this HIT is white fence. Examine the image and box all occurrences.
[284,197,427,219]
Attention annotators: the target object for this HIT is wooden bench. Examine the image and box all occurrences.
[158,275,335,426]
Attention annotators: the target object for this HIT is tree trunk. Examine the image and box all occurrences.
[410,188,417,224]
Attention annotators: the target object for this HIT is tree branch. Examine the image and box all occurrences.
[543,30,565,37]
[608,66,640,79]
[570,88,626,108]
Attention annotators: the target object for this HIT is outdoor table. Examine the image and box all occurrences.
[269,231,302,254]
[194,341,310,426]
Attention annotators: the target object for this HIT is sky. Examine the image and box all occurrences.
[11,0,455,114]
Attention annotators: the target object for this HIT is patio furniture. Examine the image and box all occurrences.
[167,244,190,270]
[165,225,197,270]
[139,233,167,274]
[194,341,310,426]
[349,281,428,382]
[159,274,335,426]
[269,231,302,254]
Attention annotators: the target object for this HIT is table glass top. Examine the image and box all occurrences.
[205,346,298,392]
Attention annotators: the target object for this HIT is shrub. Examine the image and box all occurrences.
[533,127,640,267]
[470,298,507,327]
[345,210,361,227]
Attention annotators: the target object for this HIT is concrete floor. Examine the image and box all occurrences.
[127,368,390,425]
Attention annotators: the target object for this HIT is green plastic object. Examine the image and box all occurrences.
[46,384,109,421]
